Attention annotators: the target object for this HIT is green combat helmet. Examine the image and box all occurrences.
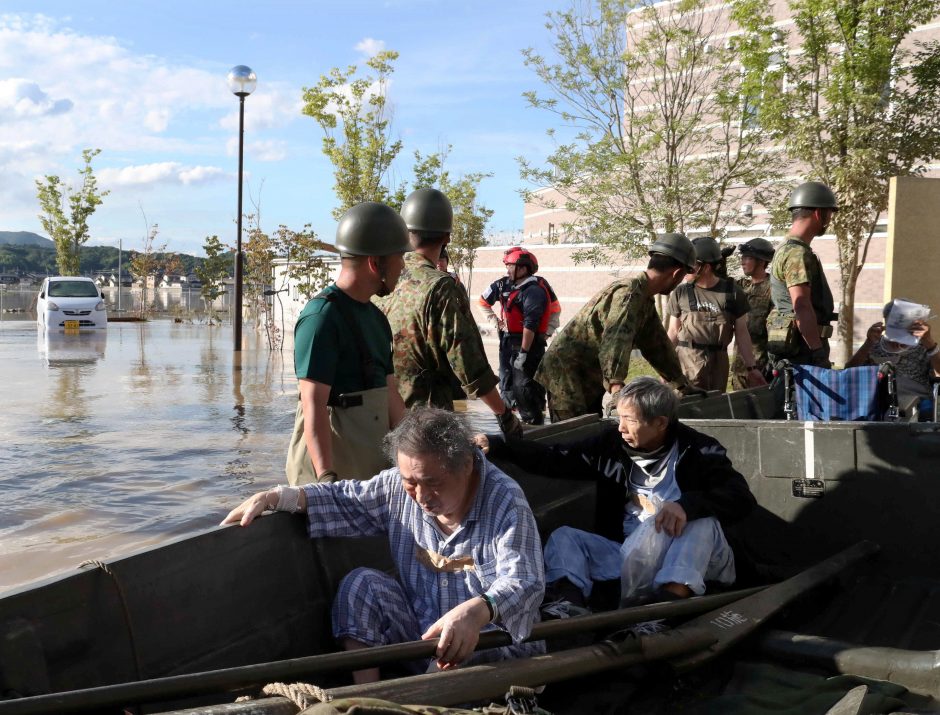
[691,236,723,264]
[649,232,696,270]
[738,237,775,262]
[400,188,453,234]
[789,181,839,211]
[335,202,410,257]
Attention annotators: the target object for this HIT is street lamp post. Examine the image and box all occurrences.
[227,65,257,352]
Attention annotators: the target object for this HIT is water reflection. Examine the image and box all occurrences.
[37,329,107,366]
[1,320,501,593]
[36,329,108,426]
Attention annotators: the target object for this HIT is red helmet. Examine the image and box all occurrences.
[502,247,538,273]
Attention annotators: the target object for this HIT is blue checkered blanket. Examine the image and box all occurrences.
[793,364,882,421]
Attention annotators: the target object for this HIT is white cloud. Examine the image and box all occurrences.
[218,88,303,133]
[98,162,228,188]
[0,15,230,155]
[143,108,170,133]
[354,37,386,57]
[225,137,288,162]
[179,166,226,184]
[0,78,72,121]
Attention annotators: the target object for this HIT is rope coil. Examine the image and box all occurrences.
[235,681,332,710]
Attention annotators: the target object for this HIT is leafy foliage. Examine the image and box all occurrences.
[736,0,940,360]
[129,222,165,317]
[196,235,231,322]
[35,149,109,275]
[412,148,494,295]
[302,50,406,218]
[276,225,334,301]
[519,0,786,262]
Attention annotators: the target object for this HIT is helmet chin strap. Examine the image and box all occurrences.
[372,255,391,297]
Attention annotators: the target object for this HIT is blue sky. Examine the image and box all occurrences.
[0,1,569,256]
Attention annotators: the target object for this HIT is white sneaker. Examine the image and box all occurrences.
[540,600,592,620]
[626,619,668,636]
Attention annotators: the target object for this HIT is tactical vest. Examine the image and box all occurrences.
[502,277,556,335]
[769,239,835,326]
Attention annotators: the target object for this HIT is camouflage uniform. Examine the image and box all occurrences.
[535,273,688,421]
[730,277,772,390]
[767,238,835,365]
[378,251,499,409]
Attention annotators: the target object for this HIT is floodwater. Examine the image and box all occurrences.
[0,316,498,593]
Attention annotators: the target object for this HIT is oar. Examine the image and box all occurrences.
[162,626,719,715]
[0,587,762,715]
[669,540,879,671]
[302,544,876,710]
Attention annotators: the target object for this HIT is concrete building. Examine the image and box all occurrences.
[520,1,940,359]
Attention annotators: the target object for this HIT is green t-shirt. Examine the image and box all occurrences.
[293,284,393,395]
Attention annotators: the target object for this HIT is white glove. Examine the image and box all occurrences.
[512,351,528,370]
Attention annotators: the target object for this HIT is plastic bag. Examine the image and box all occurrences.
[620,495,672,605]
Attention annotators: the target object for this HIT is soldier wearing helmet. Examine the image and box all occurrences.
[535,233,699,422]
[378,188,523,437]
[729,238,775,390]
[286,202,409,486]
[477,247,562,425]
[766,181,839,368]
[666,237,766,393]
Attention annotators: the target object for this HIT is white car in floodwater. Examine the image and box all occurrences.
[37,276,108,330]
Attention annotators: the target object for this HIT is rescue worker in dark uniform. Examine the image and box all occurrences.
[667,237,766,393]
[730,238,775,390]
[379,188,524,437]
[286,202,409,486]
[766,182,839,368]
[479,248,561,424]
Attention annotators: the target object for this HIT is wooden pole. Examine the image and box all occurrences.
[0,588,761,715]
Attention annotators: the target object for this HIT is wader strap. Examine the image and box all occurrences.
[677,340,724,352]
[318,292,382,407]
[680,282,698,314]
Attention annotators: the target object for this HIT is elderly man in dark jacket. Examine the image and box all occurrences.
[485,376,756,608]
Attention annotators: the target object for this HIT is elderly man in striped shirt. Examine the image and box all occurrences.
[222,408,544,682]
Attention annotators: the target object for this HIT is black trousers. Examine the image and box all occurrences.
[503,332,547,425]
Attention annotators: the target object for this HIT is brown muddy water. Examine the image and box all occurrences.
[0,318,498,593]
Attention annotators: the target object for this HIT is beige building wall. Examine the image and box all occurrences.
[519,3,940,360]
[884,177,940,313]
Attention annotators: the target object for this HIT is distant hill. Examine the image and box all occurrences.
[0,239,232,277]
[0,231,54,248]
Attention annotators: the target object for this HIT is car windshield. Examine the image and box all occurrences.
[48,281,100,298]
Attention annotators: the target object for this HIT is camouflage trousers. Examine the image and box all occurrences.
[730,351,769,391]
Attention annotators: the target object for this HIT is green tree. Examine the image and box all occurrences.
[737,0,940,362]
[129,222,165,318]
[301,50,406,218]
[197,235,231,323]
[412,149,493,295]
[519,0,785,265]
[274,224,334,302]
[35,149,109,275]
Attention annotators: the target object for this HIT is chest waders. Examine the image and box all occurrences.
[675,280,735,392]
[286,294,390,485]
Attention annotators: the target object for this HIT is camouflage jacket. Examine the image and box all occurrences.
[535,273,686,411]
[768,238,834,327]
[377,252,498,409]
[736,276,772,356]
